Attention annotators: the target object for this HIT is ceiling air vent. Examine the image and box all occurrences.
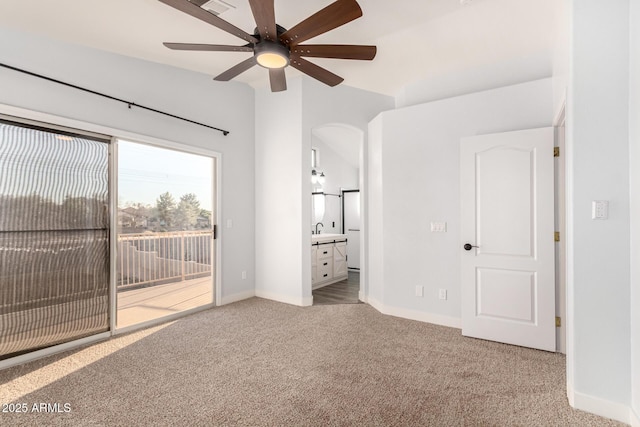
[199,0,235,16]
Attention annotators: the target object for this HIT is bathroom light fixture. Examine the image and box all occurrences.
[311,170,326,185]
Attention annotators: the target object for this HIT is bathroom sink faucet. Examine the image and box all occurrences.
[315,222,324,235]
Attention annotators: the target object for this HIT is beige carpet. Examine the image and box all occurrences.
[0,298,624,426]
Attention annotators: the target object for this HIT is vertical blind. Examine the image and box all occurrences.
[0,120,110,359]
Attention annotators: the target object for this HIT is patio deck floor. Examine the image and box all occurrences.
[117,276,213,328]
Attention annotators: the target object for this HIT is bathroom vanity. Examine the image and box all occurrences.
[311,234,348,289]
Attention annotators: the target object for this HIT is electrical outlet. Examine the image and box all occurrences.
[241,271,247,280]
[227,219,233,228]
[439,289,447,300]
[430,222,447,233]
[592,200,609,220]
[415,285,424,297]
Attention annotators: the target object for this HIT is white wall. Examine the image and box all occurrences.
[367,78,553,327]
[254,79,305,305]
[567,0,632,422]
[310,135,358,235]
[396,52,552,109]
[367,116,385,305]
[630,0,640,423]
[254,76,393,306]
[552,0,571,119]
[0,27,256,304]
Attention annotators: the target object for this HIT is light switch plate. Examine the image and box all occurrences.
[592,200,609,220]
[430,222,447,233]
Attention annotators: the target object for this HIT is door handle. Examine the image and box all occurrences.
[463,243,479,251]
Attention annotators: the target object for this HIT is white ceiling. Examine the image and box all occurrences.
[0,0,559,97]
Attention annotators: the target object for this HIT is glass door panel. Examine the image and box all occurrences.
[116,140,214,328]
[0,120,109,359]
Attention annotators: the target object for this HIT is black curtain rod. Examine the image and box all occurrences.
[0,63,230,136]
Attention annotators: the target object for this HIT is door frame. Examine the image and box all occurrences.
[308,124,365,303]
[111,137,221,335]
[554,103,567,354]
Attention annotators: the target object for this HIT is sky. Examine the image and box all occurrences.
[0,124,213,211]
[118,140,213,211]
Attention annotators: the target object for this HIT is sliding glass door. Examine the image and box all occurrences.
[115,140,215,329]
[0,119,110,359]
[0,117,218,361]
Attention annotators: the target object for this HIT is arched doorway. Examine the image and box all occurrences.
[308,124,364,305]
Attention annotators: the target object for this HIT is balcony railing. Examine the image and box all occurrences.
[117,230,212,290]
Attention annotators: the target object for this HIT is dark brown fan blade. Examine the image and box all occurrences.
[248,0,277,41]
[280,0,362,47]
[164,42,253,52]
[269,69,287,92]
[158,0,258,44]
[290,56,344,87]
[291,44,376,60]
[214,57,257,81]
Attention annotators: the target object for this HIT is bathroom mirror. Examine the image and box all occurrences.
[312,192,325,224]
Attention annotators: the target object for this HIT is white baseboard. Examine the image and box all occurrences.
[367,297,462,329]
[219,290,255,306]
[631,407,640,427]
[358,291,366,303]
[255,290,312,307]
[567,380,575,407]
[570,387,632,425]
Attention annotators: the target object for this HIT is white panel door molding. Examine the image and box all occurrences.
[461,127,555,352]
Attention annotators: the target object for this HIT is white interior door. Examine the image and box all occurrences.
[460,127,555,352]
[343,191,360,269]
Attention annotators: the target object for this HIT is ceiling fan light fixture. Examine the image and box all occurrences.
[255,42,290,69]
[159,0,374,91]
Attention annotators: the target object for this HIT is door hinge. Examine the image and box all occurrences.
[554,231,560,242]
[556,316,561,327]
[213,224,217,240]
[554,147,560,157]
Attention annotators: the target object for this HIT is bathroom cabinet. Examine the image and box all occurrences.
[311,234,348,289]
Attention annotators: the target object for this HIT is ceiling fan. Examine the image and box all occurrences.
[158,0,377,92]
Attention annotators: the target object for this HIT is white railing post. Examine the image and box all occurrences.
[181,231,185,283]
